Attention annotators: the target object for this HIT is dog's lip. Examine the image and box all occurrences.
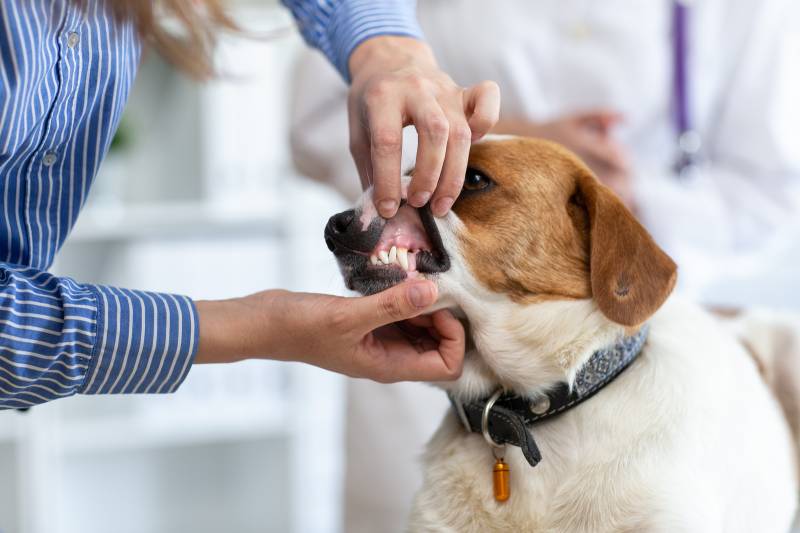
[415,206,450,274]
[358,204,449,274]
[332,203,450,294]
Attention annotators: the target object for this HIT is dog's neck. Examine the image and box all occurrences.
[436,272,647,469]
[438,284,627,401]
[447,326,649,467]
[430,221,628,400]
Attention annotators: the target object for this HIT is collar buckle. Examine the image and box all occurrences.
[481,388,506,449]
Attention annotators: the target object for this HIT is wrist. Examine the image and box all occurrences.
[348,36,436,81]
[195,290,302,365]
[194,294,280,364]
[194,299,241,364]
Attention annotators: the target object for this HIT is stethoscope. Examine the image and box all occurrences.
[672,0,703,177]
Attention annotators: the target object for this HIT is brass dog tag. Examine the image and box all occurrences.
[493,457,510,502]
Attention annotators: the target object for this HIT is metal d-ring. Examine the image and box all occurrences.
[481,388,505,448]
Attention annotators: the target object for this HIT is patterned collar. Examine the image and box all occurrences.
[448,326,650,467]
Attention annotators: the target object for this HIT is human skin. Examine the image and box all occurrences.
[347,36,500,218]
[194,35,498,381]
[194,280,465,383]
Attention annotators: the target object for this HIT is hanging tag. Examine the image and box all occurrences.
[493,457,510,502]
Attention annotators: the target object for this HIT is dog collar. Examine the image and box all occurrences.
[448,325,650,468]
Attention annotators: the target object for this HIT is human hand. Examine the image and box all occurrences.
[348,36,500,218]
[194,280,465,383]
[496,110,634,207]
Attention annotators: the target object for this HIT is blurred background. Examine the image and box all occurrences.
[1,0,798,532]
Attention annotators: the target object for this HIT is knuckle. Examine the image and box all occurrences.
[448,363,464,380]
[364,78,393,103]
[424,114,449,140]
[406,73,426,90]
[379,293,405,321]
[450,124,472,144]
[371,128,403,151]
[436,364,462,382]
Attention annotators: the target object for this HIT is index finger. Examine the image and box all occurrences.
[367,102,404,218]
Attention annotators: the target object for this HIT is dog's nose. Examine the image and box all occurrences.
[330,210,355,237]
[325,209,370,253]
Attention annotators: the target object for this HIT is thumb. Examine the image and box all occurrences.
[464,80,501,141]
[353,280,438,330]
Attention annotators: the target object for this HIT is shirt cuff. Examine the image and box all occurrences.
[327,0,424,81]
[286,0,424,82]
[80,286,199,395]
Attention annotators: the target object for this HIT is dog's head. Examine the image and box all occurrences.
[325,137,677,397]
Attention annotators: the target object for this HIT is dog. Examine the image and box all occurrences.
[324,137,798,532]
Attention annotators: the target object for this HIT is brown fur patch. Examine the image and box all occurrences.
[453,138,677,326]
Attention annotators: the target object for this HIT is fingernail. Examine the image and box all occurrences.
[409,191,431,207]
[432,197,454,216]
[408,282,435,308]
[378,199,398,217]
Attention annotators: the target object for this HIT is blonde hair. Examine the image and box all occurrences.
[78,0,238,79]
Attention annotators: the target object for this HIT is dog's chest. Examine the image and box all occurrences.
[413,413,657,532]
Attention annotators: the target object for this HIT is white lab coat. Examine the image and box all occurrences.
[289,1,800,531]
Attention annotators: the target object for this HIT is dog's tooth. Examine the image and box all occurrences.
[398,247,409,270]
[389,245,397,264]
[379,250,390,264]
[370,254,378,266]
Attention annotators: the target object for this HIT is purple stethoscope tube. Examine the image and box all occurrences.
[672,0,702,176]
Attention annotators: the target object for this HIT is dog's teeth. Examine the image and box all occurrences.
[370,254,378,266]
[388,245,397,264]
[379,250,390,264]
[398,247,409,270]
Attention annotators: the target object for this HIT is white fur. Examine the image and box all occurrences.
[403,212,798,532]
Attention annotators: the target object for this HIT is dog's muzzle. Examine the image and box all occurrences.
[324,203,451,295]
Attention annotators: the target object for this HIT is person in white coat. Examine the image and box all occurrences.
[289,1,800,531]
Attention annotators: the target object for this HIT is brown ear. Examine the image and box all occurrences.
[574,171,677,326]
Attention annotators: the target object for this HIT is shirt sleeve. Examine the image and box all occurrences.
[0,263,198,410]
[281,0,424,81]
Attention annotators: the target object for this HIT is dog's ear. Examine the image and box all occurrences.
[571,170,677,326]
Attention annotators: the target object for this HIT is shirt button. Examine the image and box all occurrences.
[42,151,58,167]
[67,32,80,48]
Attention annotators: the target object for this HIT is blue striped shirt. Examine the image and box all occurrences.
[0,0,422,409]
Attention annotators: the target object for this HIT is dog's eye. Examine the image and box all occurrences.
[463,168,493,192]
